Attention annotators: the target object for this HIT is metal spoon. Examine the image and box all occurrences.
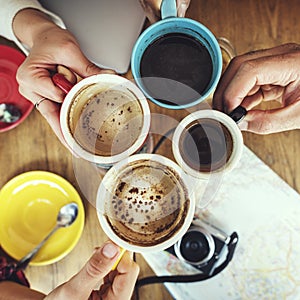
[14,202,79,270]
[0,103,22,123]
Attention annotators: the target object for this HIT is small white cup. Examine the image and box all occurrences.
[59,74,151,166]
[96,153,196,253]
[172,110,243,179]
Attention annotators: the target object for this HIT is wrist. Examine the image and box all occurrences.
[12,8,58,49]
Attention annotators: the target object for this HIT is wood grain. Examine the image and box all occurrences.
[0,1,299,299]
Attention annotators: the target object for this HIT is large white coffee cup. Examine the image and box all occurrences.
[96,153,196,253]
[58,74,151,167]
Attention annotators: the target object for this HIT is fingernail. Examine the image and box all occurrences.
[102,242,119,259]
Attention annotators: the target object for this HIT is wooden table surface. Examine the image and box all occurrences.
[1,1,300,299]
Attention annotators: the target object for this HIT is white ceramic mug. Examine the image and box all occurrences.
[55,73,151,167]
[96,153,196,253]
[172,109,243,179]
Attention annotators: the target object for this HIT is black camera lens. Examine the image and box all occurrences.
[179,230,210,263]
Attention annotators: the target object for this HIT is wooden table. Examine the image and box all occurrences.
[0,1,299,299]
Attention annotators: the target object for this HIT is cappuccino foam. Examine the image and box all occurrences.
[104,159,190,247]
[68,83,144,156]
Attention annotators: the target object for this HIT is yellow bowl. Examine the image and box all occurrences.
[0,171,85,266]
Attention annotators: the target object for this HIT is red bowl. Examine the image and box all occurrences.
[0,45,34,132]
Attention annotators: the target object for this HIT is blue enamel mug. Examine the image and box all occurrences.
[131,0,222,110]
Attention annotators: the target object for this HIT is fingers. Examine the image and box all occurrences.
[99,251,139,300]
[139,0,161,23]
[213,46,296,111]
[36,100,63,138]
[239,85,285,110]
[16,26,116,152]
[212,43,300,134]
[82,241,120,282]
[17,27,115,106]
[177,0,191,17]
[61,47,107,78]
[50,242,121,300]
[57,65,78,84]
[239,100,300,134]
[113,251,139,297]
[35,99,79,153]
[139,0,191,22]
[213,43,300,113]
[17,61,66,103]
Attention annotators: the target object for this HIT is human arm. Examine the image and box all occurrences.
[11,8,111,146]
[0,0,64,54]
[213,43,300,134]
[0,281,45,300]
[139,0,191,23]
[0,241,139,300]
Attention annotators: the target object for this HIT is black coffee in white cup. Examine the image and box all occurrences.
[172,110,243,179]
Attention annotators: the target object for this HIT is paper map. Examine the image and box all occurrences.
[143,146,300,300]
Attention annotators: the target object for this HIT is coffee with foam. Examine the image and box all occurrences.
[68,83,144,156]
[98,156,191,249]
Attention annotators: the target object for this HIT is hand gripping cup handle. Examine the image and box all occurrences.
[52,66,82,94]
[228,106,247,124]
[51,65,151,166]
[52,73,74,94]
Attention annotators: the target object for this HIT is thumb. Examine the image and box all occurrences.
[239,102,300,134]
[63,48,115,78]
[62,242,120,299]
[177,0,190,17]
[70,55,103,78]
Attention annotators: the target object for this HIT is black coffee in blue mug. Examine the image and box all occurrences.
[131,0,222,110]
[140,32,213,107]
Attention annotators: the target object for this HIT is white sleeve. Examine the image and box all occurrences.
[0,0,65,55]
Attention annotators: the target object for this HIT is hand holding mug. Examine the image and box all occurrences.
[0,241,139,300]
[45,241,139,300]
[213,43,300,134]
[13,9,114,146]
[57,73,150,166]
[139,0,191,23]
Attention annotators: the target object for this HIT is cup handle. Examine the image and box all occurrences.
[111,248,126,271]
[160,0,177,19]
[52,65,83,94]
[52,73,74,94]
[228,106,247,124]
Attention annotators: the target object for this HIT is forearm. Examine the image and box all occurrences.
[12,8,58,49]
[0,0,65,54]
[0,281,45,300]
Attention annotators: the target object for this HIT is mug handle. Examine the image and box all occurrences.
[228,106,247,124]
[52,73,74,94]
[161,0,177,19]
[52,65,83,94]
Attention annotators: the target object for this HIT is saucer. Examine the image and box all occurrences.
[0,45,34,132]
[0,171,85,266]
